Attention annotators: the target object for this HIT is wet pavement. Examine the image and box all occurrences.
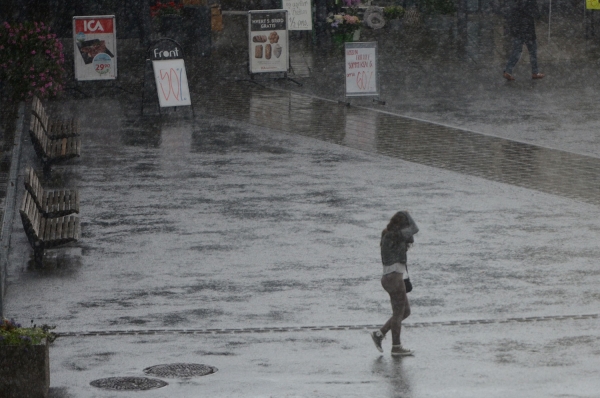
[2,12,600,398]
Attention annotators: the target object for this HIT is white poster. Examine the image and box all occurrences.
[152,59,192,108]
[282,0,313,31]
[345,42,379,97]
[248,10,289,74]
[73,16,117,81]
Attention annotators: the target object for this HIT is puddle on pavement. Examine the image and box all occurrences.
[188,83,600,206]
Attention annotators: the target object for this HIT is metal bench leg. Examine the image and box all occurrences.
[43,163,52,179]
[34,247,44,267]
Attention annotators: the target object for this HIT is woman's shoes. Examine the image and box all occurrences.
[532,73,545,79]
[391,345,413,356]
[371,331,384,353]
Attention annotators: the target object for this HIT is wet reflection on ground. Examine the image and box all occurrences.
[192,82,600,206]
[372,356,412,398]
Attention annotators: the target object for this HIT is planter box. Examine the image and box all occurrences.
[0,341,49,398]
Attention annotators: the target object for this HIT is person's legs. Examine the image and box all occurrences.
[504,38,524,74]
[526,39,543,77]
[379,273,407,346]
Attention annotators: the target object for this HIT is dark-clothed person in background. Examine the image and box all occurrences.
[503,0,545,80]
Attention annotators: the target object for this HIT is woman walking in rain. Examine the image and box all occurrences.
[371,211,419,356]
[503,0,545,80]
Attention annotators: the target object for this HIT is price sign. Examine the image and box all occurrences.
[152,59,192,108]
[282,0,313,31]
[73,15,117,81]
[345,42,378,97]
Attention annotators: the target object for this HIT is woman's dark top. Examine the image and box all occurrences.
[381,231,408,266]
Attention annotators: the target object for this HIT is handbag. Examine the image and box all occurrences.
[404,263,413,293]
[404,278,413,293]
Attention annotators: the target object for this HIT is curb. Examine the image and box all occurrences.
[0,102,25,318]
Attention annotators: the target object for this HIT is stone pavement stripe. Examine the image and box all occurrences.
[54,313,599,338]
[192,83,600,206]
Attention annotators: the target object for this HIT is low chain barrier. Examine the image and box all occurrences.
[55,313,599,338]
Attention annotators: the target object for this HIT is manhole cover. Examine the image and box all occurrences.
[144,363,218,378]
[90,377,168,390]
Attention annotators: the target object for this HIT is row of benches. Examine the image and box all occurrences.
[20,97,82,266]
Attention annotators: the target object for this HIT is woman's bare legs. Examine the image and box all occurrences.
[380,272,410,345]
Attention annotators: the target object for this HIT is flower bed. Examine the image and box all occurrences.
[0,22,65,101]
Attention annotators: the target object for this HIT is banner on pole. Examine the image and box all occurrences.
[586,0,600,9]
[73,16,117,81]
[344,42,379,97]
[282,0,313,30]
[248,10,289,74]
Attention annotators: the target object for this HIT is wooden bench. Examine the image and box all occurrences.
[31,95,80,139]
[29,116,81,175]
[20,190,80,266]
[24,167,79,218]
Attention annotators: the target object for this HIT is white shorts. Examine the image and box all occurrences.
[382,262,408,278]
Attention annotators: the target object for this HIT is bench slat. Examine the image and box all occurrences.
[24,167,80,217]
[31,96,80,139]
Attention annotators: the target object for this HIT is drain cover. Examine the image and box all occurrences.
[144,363,218,378]
[90,377,168,390]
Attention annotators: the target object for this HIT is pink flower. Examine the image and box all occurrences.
[31,50,36,54]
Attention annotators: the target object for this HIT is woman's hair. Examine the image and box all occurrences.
[381,211,410,239]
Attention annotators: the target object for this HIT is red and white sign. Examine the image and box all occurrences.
[74,18,114,34]
[344,42,378,97]
[73,16,117,81]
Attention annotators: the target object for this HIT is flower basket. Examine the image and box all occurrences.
[151,1,185,36]
[0,319,56,398]
[332,32,355,45]
[0,341,50,398]
[328,12,362,46]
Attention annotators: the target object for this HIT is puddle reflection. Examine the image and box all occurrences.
[372,356,412,398]
[193,82,600,205]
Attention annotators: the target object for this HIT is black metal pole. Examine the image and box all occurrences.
[314,0,328,44]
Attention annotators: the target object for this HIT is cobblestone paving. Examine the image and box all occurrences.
[192,82,600,206]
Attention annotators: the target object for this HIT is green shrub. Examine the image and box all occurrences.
[0,319,56,346]
[384,5,405,19]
